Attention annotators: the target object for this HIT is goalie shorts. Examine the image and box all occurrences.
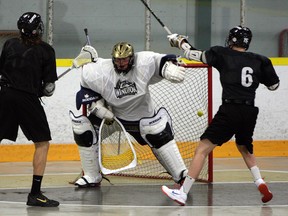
[0,86,51,142]
[200,103,259,148]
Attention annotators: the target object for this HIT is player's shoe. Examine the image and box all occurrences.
[26,192,59,207]
[258,183,273,203]
[161,185,187,206]
[74,174,102,188]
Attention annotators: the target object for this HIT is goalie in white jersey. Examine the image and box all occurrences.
[70,42,188,187]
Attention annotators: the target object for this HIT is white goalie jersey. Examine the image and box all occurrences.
[80,51,166,121]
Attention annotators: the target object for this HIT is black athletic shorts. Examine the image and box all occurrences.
[200,103,259,147]
[0,86,51,142]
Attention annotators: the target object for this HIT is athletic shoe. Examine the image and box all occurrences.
[74,175,102,188]
[258,183,273,203]
[27,192,59,207]
[161,185,187,206]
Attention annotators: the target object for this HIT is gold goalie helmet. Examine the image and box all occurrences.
[112,42,135,74]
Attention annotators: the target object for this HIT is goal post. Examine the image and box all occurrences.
[111,62,213,183]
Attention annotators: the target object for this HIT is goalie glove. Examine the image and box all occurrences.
[167,33,191,50]
[88,99,114,120]
[73,45,98,68]
[161,61,185,83]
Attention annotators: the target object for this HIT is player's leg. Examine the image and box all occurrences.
[19,93,59,207]
[69,111,102,187]
[139,108,187,184]
[161,105,231,205]
[237,144,273,203]
[236,105,272,203]
[162,138,215,205]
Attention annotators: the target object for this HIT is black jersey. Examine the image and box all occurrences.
[0,38,57,96]
[204,46,279,101]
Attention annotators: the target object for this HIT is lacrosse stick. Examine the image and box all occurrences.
[58,28,93,80]
[139,0,172,34]
[81,28,92,116]
[98,117,137,175]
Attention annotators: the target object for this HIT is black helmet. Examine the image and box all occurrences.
[226,26,252,50]
[17,12,44,38]
[111,42,134,74]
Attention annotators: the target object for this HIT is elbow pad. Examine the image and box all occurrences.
[183,49,205,63]
[42,82,55,97]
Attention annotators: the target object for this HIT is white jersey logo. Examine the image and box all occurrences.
[114,79,137,98]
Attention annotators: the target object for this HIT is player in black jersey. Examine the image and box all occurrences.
[161,26,280,205]
[0,12,59,207]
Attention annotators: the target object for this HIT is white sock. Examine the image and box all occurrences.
[181,175,195,194]
[250,166,265,186]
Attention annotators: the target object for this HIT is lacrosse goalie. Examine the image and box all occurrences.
[70,42,188,188]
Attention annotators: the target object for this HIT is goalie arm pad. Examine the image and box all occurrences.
[89,98,114,120]
[76,86,102,110]
[73,45,98,68]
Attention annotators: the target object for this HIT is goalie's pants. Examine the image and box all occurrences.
[89,115,146,145]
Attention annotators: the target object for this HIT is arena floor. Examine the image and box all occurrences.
[0,157,287,216]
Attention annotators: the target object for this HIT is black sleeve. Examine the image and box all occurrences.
[41,42,58,83]
[260,56,280,87]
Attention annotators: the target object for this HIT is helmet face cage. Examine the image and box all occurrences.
[17,12,44,38]
[226,26,252,50]
[112,42,134,74]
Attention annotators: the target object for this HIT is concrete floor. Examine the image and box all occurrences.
[0,157,287,216]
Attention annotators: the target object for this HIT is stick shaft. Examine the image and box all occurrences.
[84,28,91,45]
[57,67,73,79]
[139,0,172,34]
[82,27,91,116]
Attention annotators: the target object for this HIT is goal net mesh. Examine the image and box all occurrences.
[112,63,212,182]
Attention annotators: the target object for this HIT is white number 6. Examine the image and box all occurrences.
[241,67,253,87]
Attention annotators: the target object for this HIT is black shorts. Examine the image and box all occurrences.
[200,103,259,147]
[0,86,51,142]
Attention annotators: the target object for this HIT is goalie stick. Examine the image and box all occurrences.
[81,28,91,116]
[57,28,92,80]
[139,0,172,34]
[98,117,137,175]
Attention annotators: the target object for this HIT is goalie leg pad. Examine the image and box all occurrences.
[69,111,102,187]
[152,139,187,183]
[69,110,98,147]
[139,107,174,148]
[75,145,102,187]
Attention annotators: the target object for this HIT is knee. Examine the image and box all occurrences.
[195,139,214,157]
